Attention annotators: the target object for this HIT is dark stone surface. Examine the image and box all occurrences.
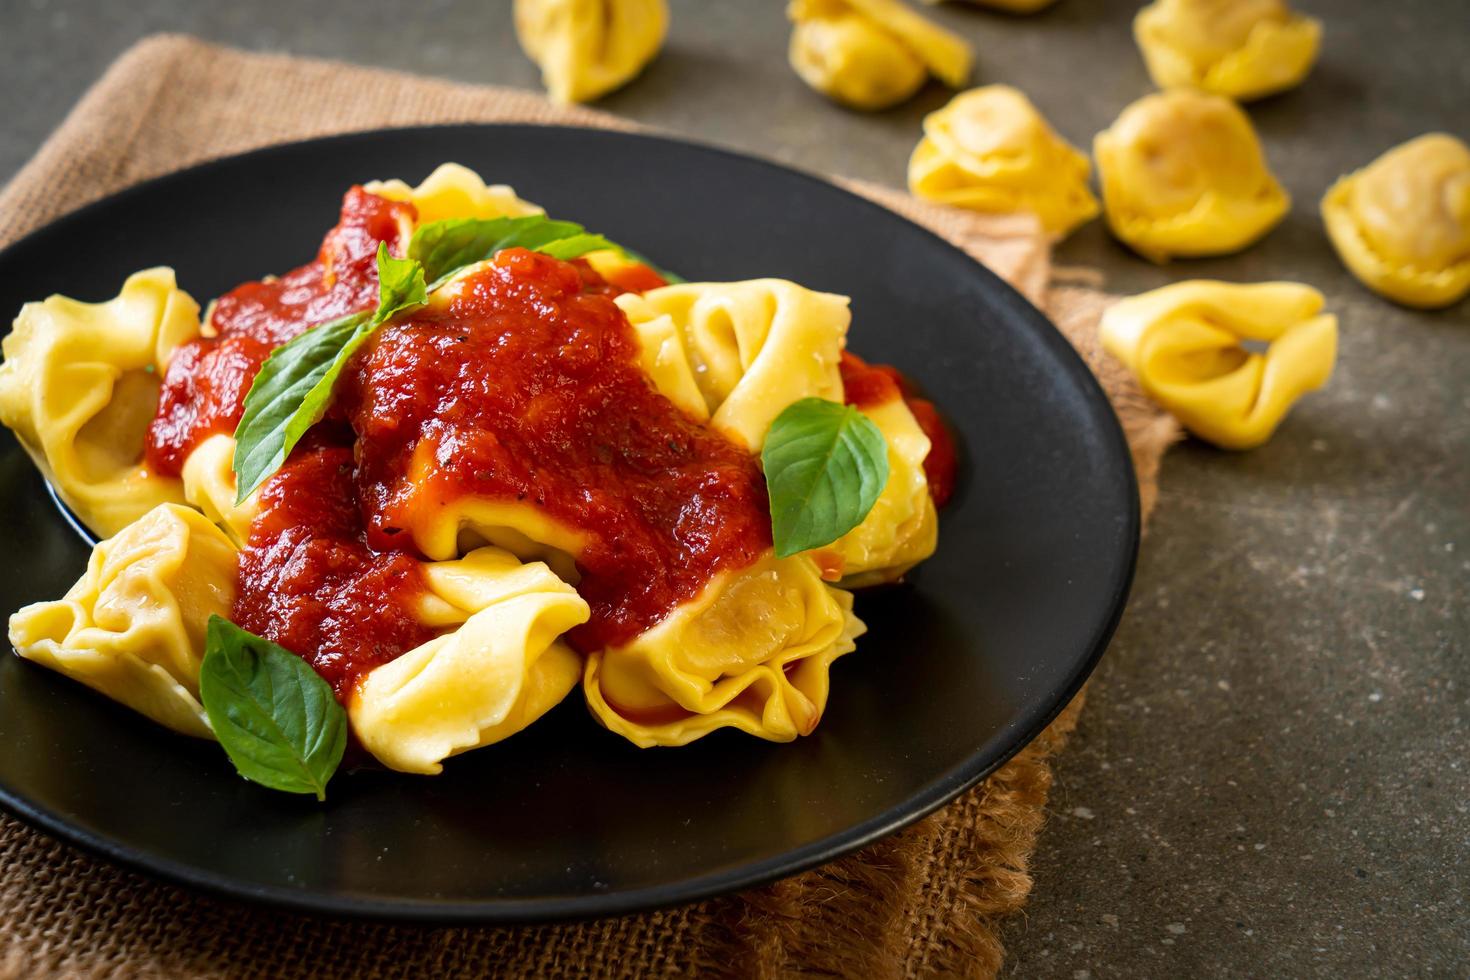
[2,1,1466,975]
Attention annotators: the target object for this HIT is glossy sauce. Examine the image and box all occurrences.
[839,352,957,508]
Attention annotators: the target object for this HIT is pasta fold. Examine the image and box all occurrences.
[0,269,197,537]
[908,85,1099,239]
[1134,0,1321,102]
[583,554,865,747]
[787,0,972,111]
[351,547,589,774]
[365,163,543,226]
[1099,280,1337,449]
[1321,133,1470,310]
[180,434,258,544]
[1094,90,1288,263]
[616,280,850,451]
[8,503,237,739]
[514,0,668,104]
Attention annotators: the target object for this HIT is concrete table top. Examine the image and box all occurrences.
[3,1,1466,976]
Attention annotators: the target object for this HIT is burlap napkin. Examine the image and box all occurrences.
[0,35,1177,980]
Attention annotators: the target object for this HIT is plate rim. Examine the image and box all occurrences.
[0,122,1140,923]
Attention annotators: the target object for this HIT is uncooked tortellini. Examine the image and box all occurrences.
[583,555,865,747]
[1134,0,1321,102]
[0,268,196,537]
[616,279,850,451]
[1094,90,1288,263]
[351,547,590,774]
[787,0,973,111]
[828,396,937,587]
[908,85,1099,239]
[365,162,543,226]
[1321,133,1470,310]
[514,0,668,104]
[8,504,237,739]
[1100,280,1337,449]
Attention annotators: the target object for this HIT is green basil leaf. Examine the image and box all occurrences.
[198,615,346,800]
[232,244,426,502]
[410,216,586,289]
[761,398,890,559]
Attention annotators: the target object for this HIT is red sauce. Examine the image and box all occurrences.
[340,247,772,654]
[144,188,413,475]
[840,352,958,508]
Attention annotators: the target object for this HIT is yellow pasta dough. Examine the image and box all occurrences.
[787,0,973,111]
[1321,133,1470,310]
[1134,0,1321,102]
[0,268,197,537]
[514,0,668,104]
[615,279,850,451]
[365,162,543,225]
[584,554,865,747]
[924,0,1058,13]
[180,434,258,545]
[827,396,938,587]
[1099,280,1337,449]
[351,547,590,774]
[1094,90,1289,263]
[908,85,1099,238]
[8,503,237,739]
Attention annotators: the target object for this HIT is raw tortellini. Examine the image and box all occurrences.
[583,554,865,746]
[787,0,973,111]
[365,162,543,225]
[8,503,237,739]
[0,268,197,537]
[1094,90,1289,263]
[616,279,850,451]
[908,85,1099,239]
[828,396,937,587]
[1100,280,1337,449]
[1321,133,1470,310]
[1134,0,1321,102]
[513,0,668,104]
[351,547,590,774]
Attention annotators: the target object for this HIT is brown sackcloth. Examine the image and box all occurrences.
[0,35,1177,980]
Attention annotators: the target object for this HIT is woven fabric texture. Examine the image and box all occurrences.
[0,35,1175,980]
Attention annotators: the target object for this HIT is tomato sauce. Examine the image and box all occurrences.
[839,352,958,509]
[340,247,771,654]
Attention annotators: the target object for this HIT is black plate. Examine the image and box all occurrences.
[0,125,1137,922]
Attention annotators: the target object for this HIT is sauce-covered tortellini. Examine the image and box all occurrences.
[616,279,850,451]
[351,547,590,774]
[1134,0,1321,102]
[365,162,543,224]
[513,0,668,104]
[9,503,237,739]
[583,555,864,746]
[1094,90,1289,263]
[0,268,197,537]
[1321,133,1470,310]
[908,85,1099,239]
[787,0,973,111]
[1100,280,1337,449]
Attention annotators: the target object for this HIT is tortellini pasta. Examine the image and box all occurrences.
[0,268,197,537]
[1099,280,1337,449]
[8,503,237,739]
[180,434,258,544]
[946,0,1057,11]
[513,0,668,104]
[787,0,973,111]
[908,85,1099,239]
[1321,133,1470,310]
[365,163,543,226]
[1134,0,1321,102]
[615,279,850,451]
[583,554,865,746]
[827,396,937,587]
[1094,90,1289,263]
[351,547,590,774]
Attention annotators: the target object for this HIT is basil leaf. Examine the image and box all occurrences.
[232,244,426,502]
[198,615,346,800]
[762,398,890,559]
